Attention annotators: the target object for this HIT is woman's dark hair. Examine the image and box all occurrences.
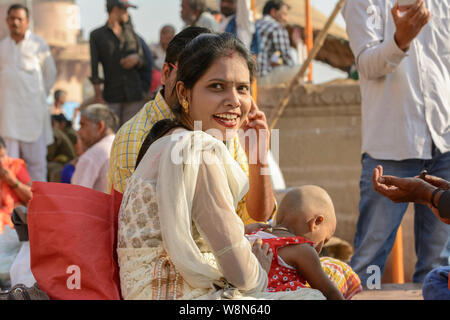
[0,136,6,149]
[135,32,256,169]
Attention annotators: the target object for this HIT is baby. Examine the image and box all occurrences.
[246,185,345,300]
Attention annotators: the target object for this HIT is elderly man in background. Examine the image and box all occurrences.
[256,0,296,85]
[181,0,219,31]
[71,105,118,193]
[343,0,450,285]
[149,25,176,94]
[150,25,176,71]
[0,4,57,182]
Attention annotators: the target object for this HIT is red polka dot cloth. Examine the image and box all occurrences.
[262,234,315,292]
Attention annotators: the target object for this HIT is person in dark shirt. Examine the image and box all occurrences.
[89,0,148,126]
[372,165,450,300]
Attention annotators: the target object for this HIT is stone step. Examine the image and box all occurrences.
[351,283,423,300]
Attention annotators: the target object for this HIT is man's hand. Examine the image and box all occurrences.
[239,99,270,167]
[94,95,106,105]
[120,53,140,70]
[392,0,431,51]
[372,165,434,205]
[422,174,450,191]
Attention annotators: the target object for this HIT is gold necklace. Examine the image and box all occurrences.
[267,226,292,234]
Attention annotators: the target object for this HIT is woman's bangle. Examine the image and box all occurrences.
[11,179,20,189]
[430,188,443,209]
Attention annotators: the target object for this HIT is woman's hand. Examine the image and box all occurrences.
[0,213,14,234]
[372,165,434,205]
[245,223,270,235]
[0,165,17,187]
[240,99,270,167]
[252,239,273,275]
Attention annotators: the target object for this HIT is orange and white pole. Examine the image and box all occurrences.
[305,0,313,82]
[251,0,258,100]
[391,226,405,284]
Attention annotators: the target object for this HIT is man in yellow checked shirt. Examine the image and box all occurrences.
[107,26,277,225]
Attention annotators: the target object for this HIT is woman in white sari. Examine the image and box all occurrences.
[117,33,325,300]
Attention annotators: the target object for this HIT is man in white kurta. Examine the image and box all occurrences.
[0,4,56,182]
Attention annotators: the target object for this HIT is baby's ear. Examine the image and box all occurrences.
[314,215,324,227]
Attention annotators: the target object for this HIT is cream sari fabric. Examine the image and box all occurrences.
[117,130,325,300]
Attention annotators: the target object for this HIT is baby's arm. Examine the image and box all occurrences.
[279,244,345,300]
[244,223,270,235]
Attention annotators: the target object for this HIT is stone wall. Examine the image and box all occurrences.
[258,79,417,283]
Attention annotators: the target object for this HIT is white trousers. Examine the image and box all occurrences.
[3,129,48,182]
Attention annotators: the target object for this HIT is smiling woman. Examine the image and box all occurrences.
[141,32,256,147]
[175,33,254,139]
[116,32,325,300]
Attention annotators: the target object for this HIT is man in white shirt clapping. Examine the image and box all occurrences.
[343,0,450,285]
[0,4,57,182]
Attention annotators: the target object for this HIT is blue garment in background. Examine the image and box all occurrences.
[225,16,262,55]
[61,164,76,184]
[422,267,450,300]
[138,35,153,94]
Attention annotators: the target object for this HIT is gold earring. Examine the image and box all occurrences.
[182,99,189,114]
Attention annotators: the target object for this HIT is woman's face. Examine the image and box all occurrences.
[180,54,252,141]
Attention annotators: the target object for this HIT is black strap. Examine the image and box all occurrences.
[431,188,443,209]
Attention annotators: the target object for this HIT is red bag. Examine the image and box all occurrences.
[28,182,123,300]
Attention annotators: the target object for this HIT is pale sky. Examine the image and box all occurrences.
[75,0,348,83]
[76,0,346,44]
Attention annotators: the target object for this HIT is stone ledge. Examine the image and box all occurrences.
[257,79,362,119]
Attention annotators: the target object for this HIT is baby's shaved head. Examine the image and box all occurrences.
[276,185,336,231]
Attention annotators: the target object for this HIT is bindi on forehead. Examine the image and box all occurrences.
[225,50,235,59]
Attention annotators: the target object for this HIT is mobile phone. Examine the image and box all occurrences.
[398,0,416,6]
